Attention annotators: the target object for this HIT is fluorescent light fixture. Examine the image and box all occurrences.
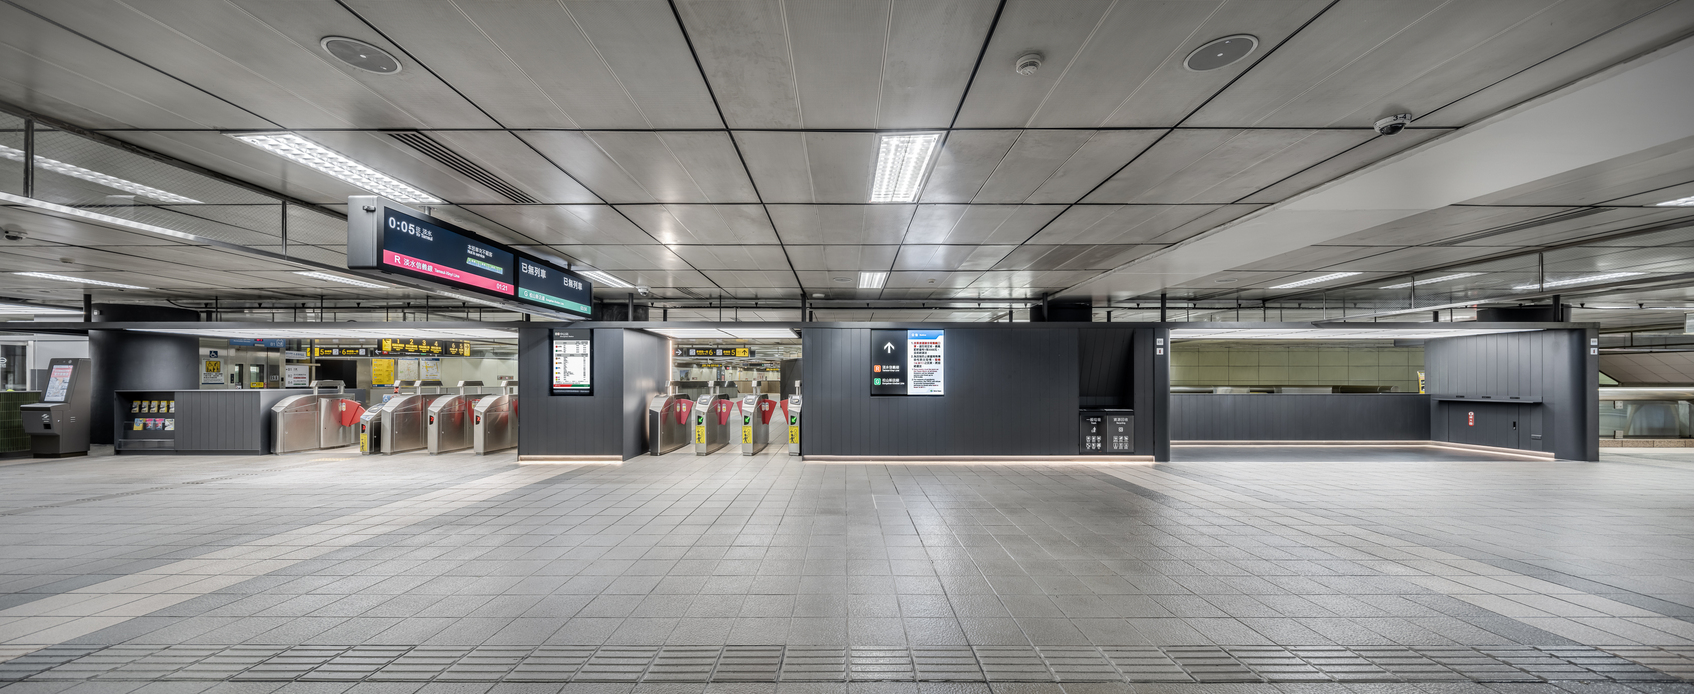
[1171,327,1537,340]
[870,133,941,203]
[1379,273,1481,289]
[578,269,630,289]
[294,271,386,289]
[648,328,733,339]
[230,133,441,204]
[1655,195,1694,207]
[0,191,200,242]
[0,145,201,204]
[1268,272,1361,289]
[722,328,797,339]
[1512,272,1644,290]
[14,272,147,289]
[134,327,517,339]
[858,272,888,289]
[0,301,84,315]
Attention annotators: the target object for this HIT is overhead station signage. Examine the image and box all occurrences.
[871,329,944,396]
[348,196,594,318]
[313,347,371,357]
[552,329,593,395]
[675,347,752,357]
[379,338,471,356]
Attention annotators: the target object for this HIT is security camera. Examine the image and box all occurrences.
[1374,113,1413,136]
[635,285,651,297]
[2,226,24,241]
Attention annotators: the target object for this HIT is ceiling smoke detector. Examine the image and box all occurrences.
[321,37,402,75]
[1184,35,1257,71]
[1015,52,1043,76]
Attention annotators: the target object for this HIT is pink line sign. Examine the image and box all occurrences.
[383,250,514,295]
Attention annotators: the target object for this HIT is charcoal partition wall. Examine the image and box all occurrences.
[801,324,1169,460]
[517,328,668,460]
[1173,393,1431,441]
[1424,328,1598,461]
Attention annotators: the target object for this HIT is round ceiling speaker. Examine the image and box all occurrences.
[321,37,402,75]
[1184,35,1258,72]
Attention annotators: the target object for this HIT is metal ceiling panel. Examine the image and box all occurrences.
[1321,245,1517,273]
[426,132,599,204]
[1027,204,1222,245]
[585,131,755,203]
[461,205,654,246]
[766,205,915,245]
[1235,245,1388,272]
[1455,207,1694,248]
[884,271,986,289]
[950,0,1116,128]
[674,0,801,128]
[991,245,1092,271]
[1606,180,1694,207]
[893,245,1016,271]
[670,245,792,270]
[703,270,799,288]
[655,132,760,203]
[615,204,780,245]
[1462,138,1694,206]
[1084,129,1372,204]
[784,0,889,129]
[920,131,1020,203]
[1586,222,1694,248]
[879,0,1000,128]
[901,204,1064,245]
[513,245,686,271]
[1145,204,1266,244]
[298,131,512,205]
[1057,244,1163,270]
[102,132,355,205]
[968,270,1096,289]
[225,0,500,128]
[1421,2,1694,127]
[785,245,899,272]
[516,131,651,203]
[1026,130,1166,204]
[971,130,1097,203]
[1240,129,1446,204]
[561,1,722,128]
[1319,206,1573,247]
[0,7,274,130]
[735,132,878,203]
[733,132,811,202]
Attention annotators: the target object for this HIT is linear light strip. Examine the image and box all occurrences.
[1512,272,1644,290]
[578,270,630,289]
[1268,272,1361,289]
[858,272,888,289]
[0,145,201,204]
[293,271,387,289]
[0,301,85,315]
[1379,273,1481,290]
[870,133,941,203]
[230,133,441,204]
[14,271,147,289]
[1655,195,1694,207]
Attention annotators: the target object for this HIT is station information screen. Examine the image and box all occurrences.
[43,364,74,402]
[870,329,944,396]
[379,208,515,296]
[551,329,593,395]
[517,257,593,319]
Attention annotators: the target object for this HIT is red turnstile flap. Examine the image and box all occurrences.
[339,400,365,427]
[758,399,776,424]
[715,400,732,425]
[675,399,692,424]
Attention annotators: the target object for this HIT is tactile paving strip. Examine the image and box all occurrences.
[0,644,1688,684]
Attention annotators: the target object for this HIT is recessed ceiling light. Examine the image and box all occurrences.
[1379,273,1482,289]
[870,133,941,203]
[578,269,630,289]
[321,37,402,75]
[1512,272,1644,290]
[294,271,387,289]
[1184,35,1258,72]
[1655,195,1694,207]
[0,145,200,204]
[14,271,147,289]
[858,271,888,289]
[1268,272,1360,289]
[831,277,851,283]
[230,133,441,204]
[0,301,84,315]
[1214,278,1238,283]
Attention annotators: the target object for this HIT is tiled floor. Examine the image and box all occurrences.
[1,444,1693,693]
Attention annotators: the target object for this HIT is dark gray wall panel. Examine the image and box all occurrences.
[518,327,624,457]
[1172,394,1430,441]
[1078,329,1134,409]
[801,327,1081,456]
[620,330,669,460]
[1424,329,1595,460]
[1134,327,1170,460]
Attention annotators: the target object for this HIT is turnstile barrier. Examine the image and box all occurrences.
[473,381,519,454]
[648,394,692,456]
[693,393,732,455]
[272,381,362,454]
[784,395,801,456]
[738,394,775,455]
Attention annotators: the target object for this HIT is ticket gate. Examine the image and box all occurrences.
[693,393,733,455]
[378,382,441,455]
[783,395,801,456]
[426,381,483,454]
[738,394,776,455]
[472,382,518,454]
[272,381,363,454]
[647,394,692,456]
[359,406,384,454]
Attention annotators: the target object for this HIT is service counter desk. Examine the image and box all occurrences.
[115,388,368,455]
[1172,392,1431,442]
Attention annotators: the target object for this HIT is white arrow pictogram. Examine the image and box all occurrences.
[883,342,895,353]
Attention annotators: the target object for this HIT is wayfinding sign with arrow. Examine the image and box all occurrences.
[870,329,944,396]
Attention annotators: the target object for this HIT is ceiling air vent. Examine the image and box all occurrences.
[388,132,537,204]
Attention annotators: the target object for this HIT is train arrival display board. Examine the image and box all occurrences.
[348,196,593,318]
[870,329,944,395]
[551,329,593,395]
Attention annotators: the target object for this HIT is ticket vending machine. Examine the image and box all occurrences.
[737,394,775,455]
[647,394,692,456]
[693,393,732,455]
[783,395,801,456]
[21,358,91,458]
